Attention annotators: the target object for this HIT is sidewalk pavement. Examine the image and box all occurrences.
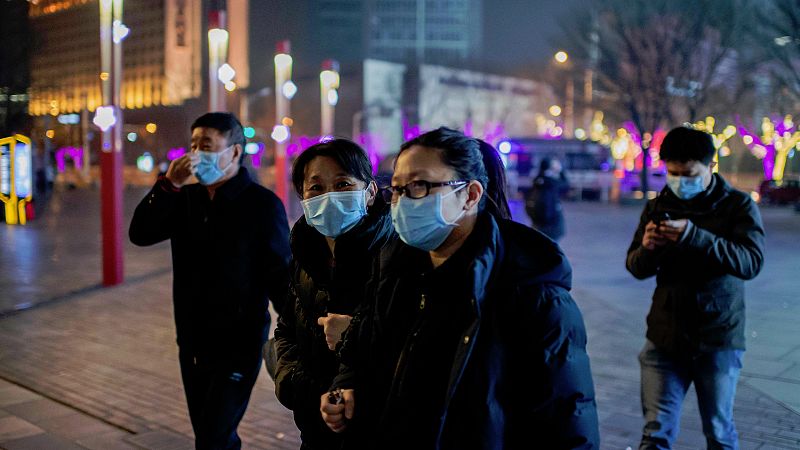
[1,187,799,449]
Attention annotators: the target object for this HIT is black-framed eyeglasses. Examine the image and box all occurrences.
[380,180,468,202]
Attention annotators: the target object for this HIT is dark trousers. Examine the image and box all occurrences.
[179,346,262,450]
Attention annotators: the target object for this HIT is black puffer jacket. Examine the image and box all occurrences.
[333,213,599,450]
[274,200,395,449]
[626,174,765,353]
[129,169,290,355]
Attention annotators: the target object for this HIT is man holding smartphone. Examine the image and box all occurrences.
[626,126,765,449]
[129,112,291,449]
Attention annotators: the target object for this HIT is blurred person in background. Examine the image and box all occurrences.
[526,156,569,241]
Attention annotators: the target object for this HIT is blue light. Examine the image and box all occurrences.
[498,141,512,154]
[244,127,256,139]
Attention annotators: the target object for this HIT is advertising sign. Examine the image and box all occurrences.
[418,64,556,138]
[14,139,32,198]
[363,59,407,156]
[0,142,9,196]
[164,0,202,104]
[0,135,34,224]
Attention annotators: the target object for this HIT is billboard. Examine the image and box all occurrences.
[363,59,407,156]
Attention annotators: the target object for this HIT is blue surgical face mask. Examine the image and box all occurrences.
[391,184,466,251]
[666,173,706,200]
[302,190,368,238]
[195,145,234,185]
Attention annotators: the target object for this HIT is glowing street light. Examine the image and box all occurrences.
[553,50,574,138]
[273,40,293,207]
[549,105,562,117]
[112,19,129,43]
[207,11,229,112]
[93,106,117,132]
[320,59,340,136]
[271,124,291,144]
[218,63,235,83]
[281,80,298,100]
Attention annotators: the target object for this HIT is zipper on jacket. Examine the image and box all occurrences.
[419,294,426,310]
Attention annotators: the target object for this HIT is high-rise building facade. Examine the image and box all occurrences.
[367,0,482,64]
[310,0,483,65]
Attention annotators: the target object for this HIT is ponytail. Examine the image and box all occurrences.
[476,139,512,220]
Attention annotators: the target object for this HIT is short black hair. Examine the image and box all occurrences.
[659,126,715,164]
[291,139,374,197]
[191,112,247,166]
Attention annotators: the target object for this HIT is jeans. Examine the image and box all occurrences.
[179,347,262,450]
[638,340,743,450]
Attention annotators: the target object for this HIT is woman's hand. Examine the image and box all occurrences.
[317,314,352,351]
[320,389,355,433]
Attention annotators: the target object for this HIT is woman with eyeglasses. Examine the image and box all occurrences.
[273,139,396,450]
[321,128,599,449]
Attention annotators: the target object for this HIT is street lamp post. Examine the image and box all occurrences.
[273,40,293,208]
[320,59,340,137]
[554,50,574,139]
[97,0,127,286]
[208,10,229,112]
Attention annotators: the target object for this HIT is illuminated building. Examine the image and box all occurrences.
[28,0,203,116]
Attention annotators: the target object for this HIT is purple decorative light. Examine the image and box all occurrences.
[736,115,782,180]
[251,143,266,167]
[55,147,84,172]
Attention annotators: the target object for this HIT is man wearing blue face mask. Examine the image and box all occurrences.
[130,112,291,449]
[626,126,765,449]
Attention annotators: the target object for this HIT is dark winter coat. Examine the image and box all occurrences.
[274,200,395,449]
[333,212,599,450]
[526,174,568,240]
[626,174,765,353]
[129,168,291,356]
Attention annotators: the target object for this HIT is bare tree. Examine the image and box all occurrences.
[560,0,747,192]
[754,0,800,102]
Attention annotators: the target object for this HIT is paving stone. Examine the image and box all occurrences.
[0,416,42,442]
[36,411,122,440]
[0,385,40,408]
[76,429,141,450]
[3,398,77,424]
[1,432,84,450]
[124,429,194,450]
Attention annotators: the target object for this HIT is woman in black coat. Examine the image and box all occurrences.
[321,129,599,450]
[273,139,395,450]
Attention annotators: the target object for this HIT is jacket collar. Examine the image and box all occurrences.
[213,167,252,202]
[291,198,394,282]
[657,173,733,214]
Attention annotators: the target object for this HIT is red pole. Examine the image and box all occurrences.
[101,142,123,285]
[99,0,124,286]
